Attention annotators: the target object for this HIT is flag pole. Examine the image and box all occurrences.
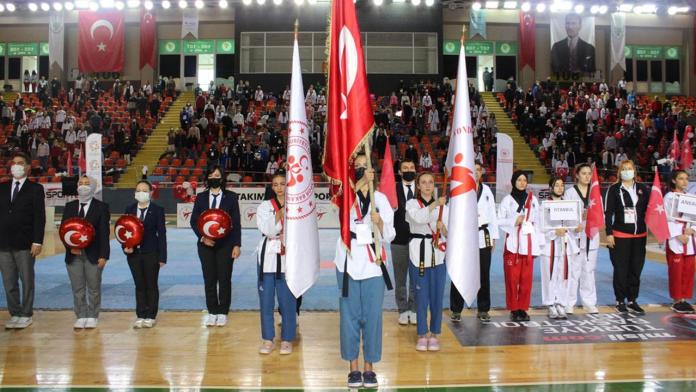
[363,138,382,265]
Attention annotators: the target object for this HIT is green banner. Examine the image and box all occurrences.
[634,46,662,60]
[443,40,460,55]
[159,40,181,54]
[624,45,632,59]
[624,45,681,60]
[665,46,680,60]
[40,42,49,56]
[7,42,39,56]
[465,41,493,55]
[496,41,517,55]
[0,43,5,56]
[216,39,235,54]
[183,39,215,54]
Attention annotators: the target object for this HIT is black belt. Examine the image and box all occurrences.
[342,231,393,297]
[411,233,434,277]
[479,224,492,248]
[259,235,282,281]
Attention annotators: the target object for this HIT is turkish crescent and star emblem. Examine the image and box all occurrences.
[90,19,115,52]
[338,26,358,120]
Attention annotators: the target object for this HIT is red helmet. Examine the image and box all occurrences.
[198,208,232,240]
[59,217,95,250]
[114,215,145,249]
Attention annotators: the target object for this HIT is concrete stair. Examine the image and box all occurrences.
[115,91,193,188]
[481,92,550,184]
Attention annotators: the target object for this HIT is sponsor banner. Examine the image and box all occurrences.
[177,187,339,228]
[42,182,77,207]
[449,312,696,347]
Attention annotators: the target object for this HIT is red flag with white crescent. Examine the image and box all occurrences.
[140,9,157,69]
[646,168,670,243]
[585,164,605,239]
[323,0,375,251]
[78,11,125,72]
[681,125,693,170]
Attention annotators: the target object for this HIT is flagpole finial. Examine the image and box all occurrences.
[294,19,299,39]
[460,24,467,45]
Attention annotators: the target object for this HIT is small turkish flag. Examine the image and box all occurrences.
[78,11,124,72]
[585,164,605,239]
[378,137,397,209]
[140,9,156,69]
[645,168,670,243]
[669,130,680,163]
[681,125,693,170]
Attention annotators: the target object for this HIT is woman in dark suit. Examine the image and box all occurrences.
[61,175,110,330]
[123,180,167,329]
[190,165,241,327]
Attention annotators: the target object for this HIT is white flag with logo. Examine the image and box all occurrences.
[610,13,626,71]
[495,133,514,202]
[284,34,320,298]
[181,9,199,38]
[49,11,64,71]
[445,41,480,305]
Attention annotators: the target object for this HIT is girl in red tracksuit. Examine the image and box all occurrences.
[498,171,543,322]
[663,169,695,314]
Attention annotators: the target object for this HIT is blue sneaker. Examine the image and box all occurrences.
[363,371,378,388]
[347,371,362,388]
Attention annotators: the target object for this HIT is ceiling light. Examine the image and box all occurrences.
[178,0,187,8]
[472,1,481,10]
[65,2,75,10]
[598,5,607,14]
[144,0,153,9]
[126,0,140,7]
[535,2,545,12]
[89,1,99,10]
[28,2,38,11]
[52,2,62,10]
[573,4,584,13]
[520,2,530,12]
[162,0,171,8]
[6,3,15,12]
[485,1,498,8]
[412,0,421,5]
[195,0,204,8]
[273,0,281,4]
[294,0,304,4]
[115,1,125,9]
[618,4,634,12]
[218,0,228,7]
[503,1,516,9]
[308,0,316,4]
[634,4,657,14]
[424,0,434,6]
[40,2,50,10]
[0,4,5,12]
[99,0,114,7]
[373,0,383,5]
[242,0,252,5]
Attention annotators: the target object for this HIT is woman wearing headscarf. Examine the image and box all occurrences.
[498,171,543,321]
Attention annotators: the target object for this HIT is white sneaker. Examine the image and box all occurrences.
[5,316,20,329]
[398,312,409,325]
[74,318,87,329]
[84,318,97,329]
[259,340,274,355]
[205,314,217,327]
[133,318,145,329]
[15,317,33,329]
[409,311,418,325]
[143,319,156,328]
[216,314,227,327]
[584,305,599,314]
[548,305,559,319]
[564,305,574,315]
[556,304,567,319]
[279,341,293,355]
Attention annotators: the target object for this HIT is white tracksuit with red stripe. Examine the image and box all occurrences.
[540,227,579,307]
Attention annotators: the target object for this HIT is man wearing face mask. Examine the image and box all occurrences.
[190,166,242,327]
[61,175,111,329]
[123,181,167,329]
[0,152,46,329]
[392,159,417,325]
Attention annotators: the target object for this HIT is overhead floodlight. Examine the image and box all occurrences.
[40,2,50,10]
[424,0,433,6]
[126,0,140,7]
[295,0,304,5]
[0,4,5,12]
[89,1,99,10]
[178,0,187,8]
[503,1,516,9]
[373,0,383,5]
[273,0,282,4]
[634,4,657,14]
[520,2,530,12]
[162,0,171,8]
[573,4,583,13]
[144,0,153,9]
[195,0,204,8]
[412,0,421,5]
[219,0,228,7]
[52,2,63,11]
[28,2,38,11]
[472,1,481,10]
[536,2,545,12]
[115,1,125,9]
[485,1,498,8]
[598,5,608,14]
[618,3,634,12]
[64,2,75,10]
[242,0,252,5]
[99,0,114,7]
[6,3,15,12]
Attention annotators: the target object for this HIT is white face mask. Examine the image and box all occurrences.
[135,191,150,204]
[620,170,635,181]
[10,164,25,179]
[77,185,93,202]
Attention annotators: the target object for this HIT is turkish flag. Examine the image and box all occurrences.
[681,125,693,170]
[78,11,124,72]
[323,0,374,251]
[585,164,605,239]
[670,130,680,163]
[140,9,156,69]
[519,11,535,70]
[646,168,670,243]
[78,144,86,175]
[378,137,397,209]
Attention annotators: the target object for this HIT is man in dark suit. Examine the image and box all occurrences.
[123,180,167,329]
[551,13,596,74]
[190,166,242,327]
[391,159,417,325]
[0,152,46,329]
[61,175,110,329]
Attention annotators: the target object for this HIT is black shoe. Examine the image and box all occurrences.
[477,311,491,322]
[362,371,378,388]
[510,311,519,321]
[684,302,696,314]
[347,371,362,388]
[615,302,628,314]
[627,301,645,315]
[450,312,461,322]
[519,310,530,322]
[671,302,688,314]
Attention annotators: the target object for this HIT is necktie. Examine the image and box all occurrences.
[11,181,19,203]
[407,184,414,200]
[79,203,86,218]
[569,39,578,72]
[211,194,219,209]
[139,208,147,221]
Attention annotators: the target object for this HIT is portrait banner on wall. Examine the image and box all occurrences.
[550,13,596,74]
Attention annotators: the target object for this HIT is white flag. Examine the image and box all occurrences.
[610,13,626,71]
[49,12,64,71]
[181,9,199,38]
[445,41,480,306]
[495,133,514,202]
[85,133,103,200]
[284,34,320,298]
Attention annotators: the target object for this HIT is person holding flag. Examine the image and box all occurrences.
[498,171,543,322]
[564,163,601,315]
[663,170,696,314]
[406,172,447,351]
[604,160,650,315]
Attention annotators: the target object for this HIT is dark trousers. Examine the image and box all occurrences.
[127,252,161,319]
[198,243,234,315]
[609,236,647,303]
[450,246,492,313]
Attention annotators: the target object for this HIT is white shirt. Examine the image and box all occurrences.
[208,191,223,209]
[664,191,696,255]
[477,184,499,248]
[498,194,544,256]
[620,183,638,206]
[564,185,600,250]
[9,177,27,202]
[402,181,415,201]
[405,198,447,267]
[77,199,92,217]
[256,200,286,273]
[334,191,396,280]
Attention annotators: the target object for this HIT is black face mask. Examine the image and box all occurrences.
[401,171,416,182]
[208,178,222,189]
[355,167,366,182]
